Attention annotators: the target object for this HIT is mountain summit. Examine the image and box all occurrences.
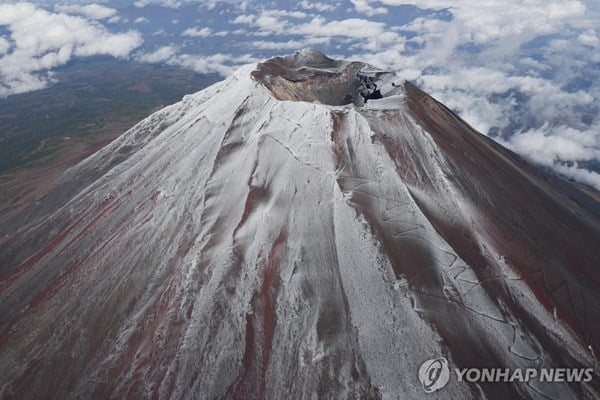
[1,49,599,399]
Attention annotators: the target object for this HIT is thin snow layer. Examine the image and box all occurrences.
[0,60,599,400]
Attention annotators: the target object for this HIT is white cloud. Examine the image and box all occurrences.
[295,17,398,42]
[384,0,587,65]
[0,37,10,55]
[262,10,308,19]
[130,0,189,8]
[500,123,600,190]
[107,15,121,24]
[272,10,309,18]
[231,15,254,24]
[233,11,399,44]
[0,3,142,97]
[54,4,117,20]
[134,0,151,8]
[173,52,258,75]
[134,17,149,24]
[182,27,212,37]
[251,37,330,50]
[350,0,388,16]
[513,128,598,165]
[204,0,217,10]
[577,29,600,46]
[135,43,259,77]
[137,45,177,63]
[554,164,600,191]
[249,13,290,33]
[161,0,182,9]
[237,1,249,12]
[299,1,338,12]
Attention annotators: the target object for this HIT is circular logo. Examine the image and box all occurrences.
[418,357,450,393]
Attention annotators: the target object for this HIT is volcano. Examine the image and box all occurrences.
[1,49,599,400]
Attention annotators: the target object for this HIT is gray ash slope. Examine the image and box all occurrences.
[1,49,599,399]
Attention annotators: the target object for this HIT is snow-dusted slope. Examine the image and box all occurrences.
[1,50,599,400]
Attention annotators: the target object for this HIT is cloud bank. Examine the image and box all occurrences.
[0,2,142,97]
[137,45,259,76]
[54,4,117,20]
[345,0,600,189]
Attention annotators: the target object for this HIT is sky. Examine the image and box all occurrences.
[0,0,599,190]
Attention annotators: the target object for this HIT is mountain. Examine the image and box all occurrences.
[1,49,599,400]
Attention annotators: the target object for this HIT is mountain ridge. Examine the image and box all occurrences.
[0,49,599,400]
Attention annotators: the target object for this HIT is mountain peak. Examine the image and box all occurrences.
[1,51,599,400]
[252,50,401,106]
